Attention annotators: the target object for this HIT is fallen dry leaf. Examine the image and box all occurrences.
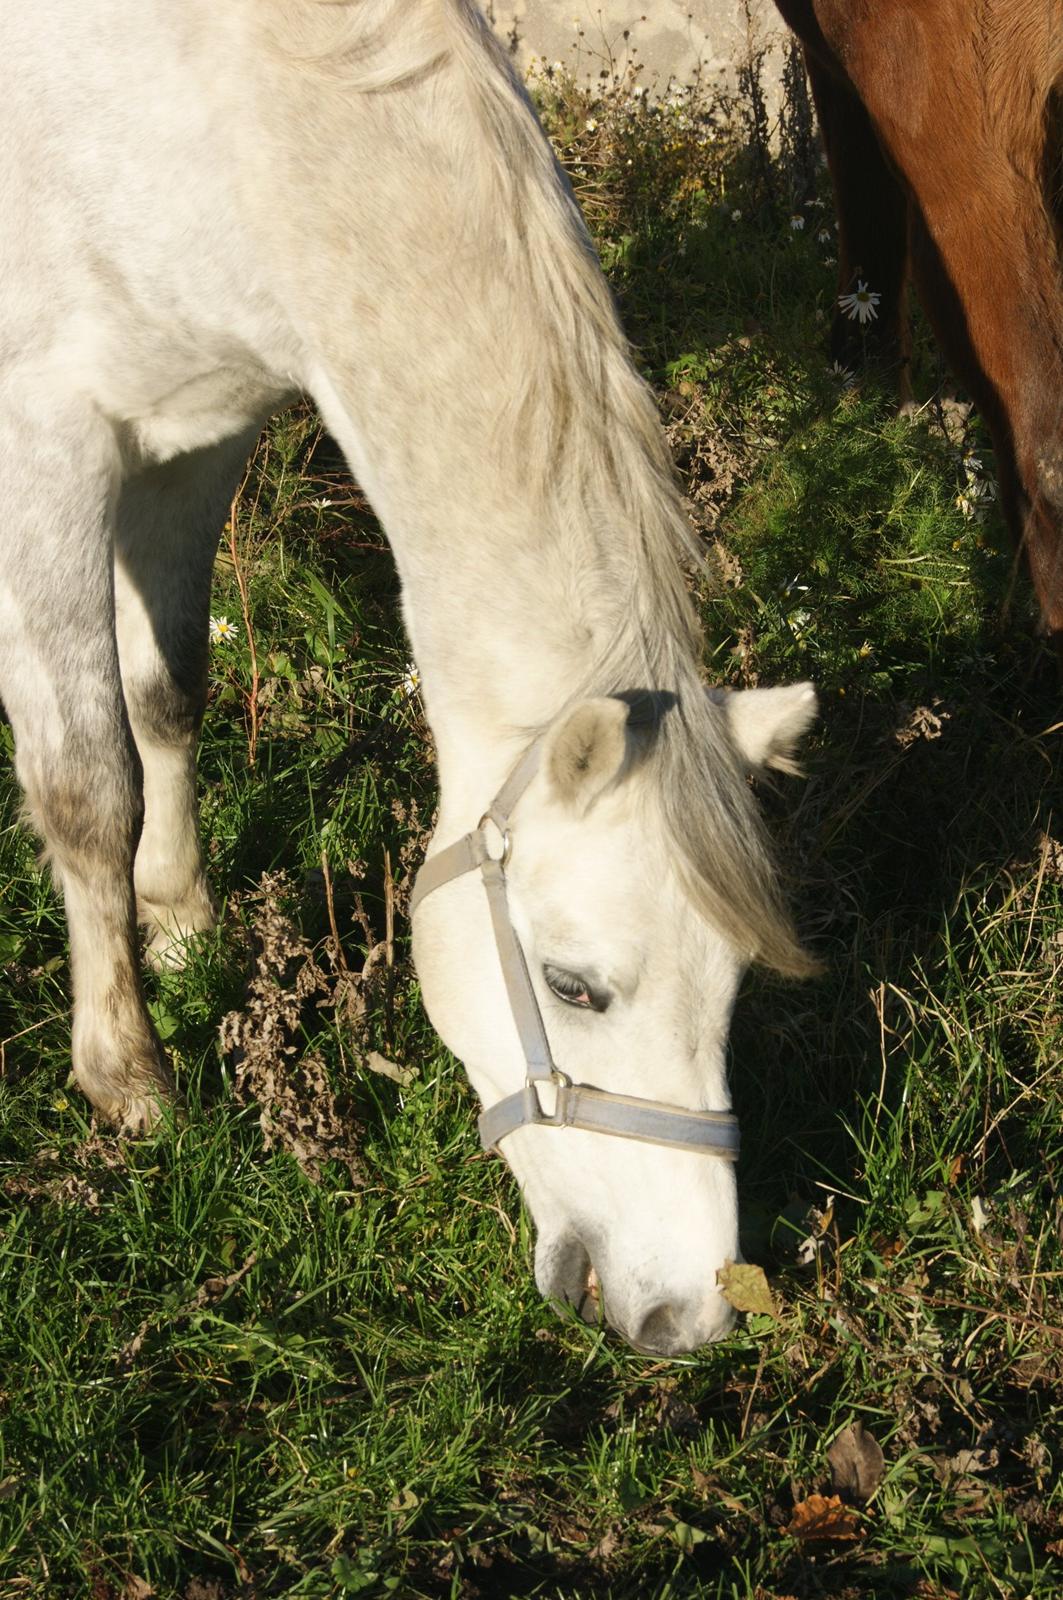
[365,1050,416,1087]
[785,1493,863,1542]
[892,700,950,749]
[827,1420,886,1503]
[930,1445,998,1483]
[717,1261,776,1317]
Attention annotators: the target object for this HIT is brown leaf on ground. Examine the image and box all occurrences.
[827,1420,886,1502]
[892,700,950,749]
[717,1261,776,1317]
[219,872,363,1185]
[785,1493,863,1542]
[365,1050,416,1087]
[930,1445,999,1483]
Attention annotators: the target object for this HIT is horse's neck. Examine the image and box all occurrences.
[318,345,625,810]
[234,4,688,809]
[258,93,632,797]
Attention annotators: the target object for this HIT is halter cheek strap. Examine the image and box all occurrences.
[410,744,740,1162]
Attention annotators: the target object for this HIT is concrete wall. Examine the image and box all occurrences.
[484,1,793,108]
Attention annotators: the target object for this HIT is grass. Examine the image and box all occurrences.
[2,61,1062,1600]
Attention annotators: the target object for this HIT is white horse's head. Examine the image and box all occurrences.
[413,683,816,1356]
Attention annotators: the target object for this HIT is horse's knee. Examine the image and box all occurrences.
[126,663,206,750]
[19,751,143,882]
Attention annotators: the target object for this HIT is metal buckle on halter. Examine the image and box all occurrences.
[528,1068,573,1126]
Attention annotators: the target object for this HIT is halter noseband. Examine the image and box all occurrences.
[410,742,740,1161]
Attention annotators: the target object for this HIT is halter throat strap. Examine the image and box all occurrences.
[410,742,740,1161]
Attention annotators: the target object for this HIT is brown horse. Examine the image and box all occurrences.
[776,0,1063,637]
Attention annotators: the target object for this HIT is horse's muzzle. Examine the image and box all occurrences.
[535,1232,736,1355]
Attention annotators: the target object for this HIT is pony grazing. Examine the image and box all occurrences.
[0,0,815,1355]
[776,0,1063,637]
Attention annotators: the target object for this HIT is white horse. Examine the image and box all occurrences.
[1,0,816,1354]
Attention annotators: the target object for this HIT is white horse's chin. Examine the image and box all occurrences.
[533,1233,597,1321]
[533,1219,738,1356]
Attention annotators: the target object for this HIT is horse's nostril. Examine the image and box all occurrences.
[631,1302,682,1355]
[622,1295,737,1355]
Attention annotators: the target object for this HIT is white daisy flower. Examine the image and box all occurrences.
[838,281,881,324]
[311,496,334,510]
[830,359,855,385]
[817,228,832,244]
[585,117,598,132]
[789,213,805,231]
[209,615,238,645]
[956,479,995,519]
[399,662,422,698]
[731,208,743,222]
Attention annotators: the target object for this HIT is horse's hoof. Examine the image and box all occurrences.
[140,893,217,971]
[116,1089,187,1136]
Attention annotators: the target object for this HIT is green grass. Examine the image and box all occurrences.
[2,69,1062,1600]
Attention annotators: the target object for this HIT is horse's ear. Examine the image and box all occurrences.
[712,683,817,775]
[543,698,630,808]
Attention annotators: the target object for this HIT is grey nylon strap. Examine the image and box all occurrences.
[411,740,740,1161]
[478,1083,741,1158]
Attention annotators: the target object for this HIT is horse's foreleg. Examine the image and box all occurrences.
[880,105,1063,633]
[115,432,257,967]
[0,400,171,1129]
[803,48,912,395]
[820,4,1063,633]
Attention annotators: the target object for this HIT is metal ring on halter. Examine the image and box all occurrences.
[478,812,511,868]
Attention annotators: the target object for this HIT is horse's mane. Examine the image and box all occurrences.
[272,0,814,977]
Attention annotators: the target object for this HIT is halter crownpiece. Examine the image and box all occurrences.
[410,740,741,1160]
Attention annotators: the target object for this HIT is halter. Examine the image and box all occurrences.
[410,742,741,1161]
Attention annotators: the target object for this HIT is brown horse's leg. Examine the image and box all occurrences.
[906,207,1063,634]
[803,49,912,396]
[833,13,1063,636]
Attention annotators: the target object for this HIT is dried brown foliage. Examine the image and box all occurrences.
[2,1131,126,1211]
[219,872,363,1185]
[663,384,747,534]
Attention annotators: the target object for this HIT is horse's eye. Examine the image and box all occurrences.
[543,964,609,1012]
